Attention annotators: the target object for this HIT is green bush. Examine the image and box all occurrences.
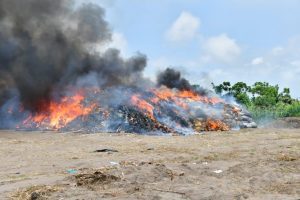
[247,102,300,121]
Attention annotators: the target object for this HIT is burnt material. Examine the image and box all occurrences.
[117,106,174,134]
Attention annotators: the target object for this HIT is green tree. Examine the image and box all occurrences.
[212,82,251,105]
[278,88,293,104]
[212,81,232,95]
[231,82,251,105]
[250,82,279,107]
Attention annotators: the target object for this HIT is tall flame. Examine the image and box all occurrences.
[24,93,96,130]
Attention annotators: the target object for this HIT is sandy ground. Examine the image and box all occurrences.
[0,129,299,200]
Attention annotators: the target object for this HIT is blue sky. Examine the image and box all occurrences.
[80,0,300,97]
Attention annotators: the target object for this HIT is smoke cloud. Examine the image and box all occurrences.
[157,68,192,91]
[0,0,147,111]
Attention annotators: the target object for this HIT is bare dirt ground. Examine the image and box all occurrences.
[0,128,299,200]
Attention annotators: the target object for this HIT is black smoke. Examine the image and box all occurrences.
[0,0,147,111]
[157,68,192,91]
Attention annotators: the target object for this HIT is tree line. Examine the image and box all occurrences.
[210,82,300,120]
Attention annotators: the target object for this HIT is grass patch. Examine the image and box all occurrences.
[248,102,300,122]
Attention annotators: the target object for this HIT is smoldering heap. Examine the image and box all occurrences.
[0,0,257,134]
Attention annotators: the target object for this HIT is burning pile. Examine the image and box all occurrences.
[1,85,257,134]
[0,0,257,134]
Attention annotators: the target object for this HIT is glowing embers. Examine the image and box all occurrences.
[192,118,230,132]
[23,93,96,130]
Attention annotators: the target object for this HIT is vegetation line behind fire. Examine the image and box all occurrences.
[211,81,300,122]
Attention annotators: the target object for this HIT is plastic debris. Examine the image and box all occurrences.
[110,161,119,166]
[94,148,118,153]
[67,169,78,174]
[213,170,223,174]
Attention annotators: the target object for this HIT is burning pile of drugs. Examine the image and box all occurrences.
[1,86,257,134]
[223,104,258,129]
[0,0,257,134]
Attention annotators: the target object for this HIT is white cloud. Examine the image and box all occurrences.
[238,38,300,97]
[271,46,284,55]
[204,34,241,63]
[166,11,200,42]
[251,57,264,65]
[291,60,300,67]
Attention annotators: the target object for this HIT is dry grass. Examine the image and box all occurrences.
[11,185,62,200]
[277,153,297,162]
[266,182,300,195]
[75,170,121,187]
[203,151,240,161]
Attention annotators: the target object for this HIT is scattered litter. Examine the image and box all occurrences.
[67,169,78,174]
[110,161,119,166]
[192,162,197,165]
[202,162,208,165]
[94,148,118,153]
[213,170,223,174]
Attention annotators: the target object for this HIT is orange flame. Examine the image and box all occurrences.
[131,94,155,120]
[206,119,230,131]
[19,86,229,132]
[151,87,223,108]
[24,93,96,130]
